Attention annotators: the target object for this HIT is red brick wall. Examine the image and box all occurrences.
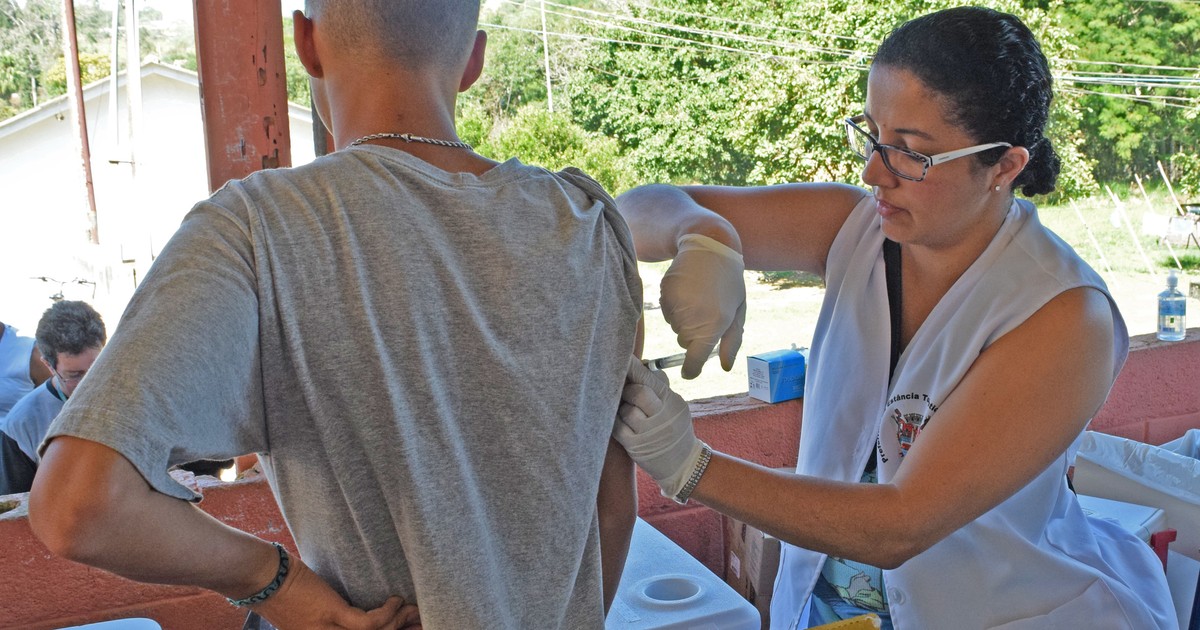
[639,330,1200,574]
[0,331,1195,628]
[0,475,293,630]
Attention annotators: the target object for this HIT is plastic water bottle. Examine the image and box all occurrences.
[1157,270,1186,342]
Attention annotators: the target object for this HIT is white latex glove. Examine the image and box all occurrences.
[614,355,705,500]
[660,234,747,379]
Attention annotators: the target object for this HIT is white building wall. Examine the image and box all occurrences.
[0,65,315,332]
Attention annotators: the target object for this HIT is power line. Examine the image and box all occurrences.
[482,20,866,70]
[1062,86,1200,109]
[624,0,872,47]
[517,0,1200,76]
[486,1,1199,108]
[500,0,869,62]
[488,2,872,70]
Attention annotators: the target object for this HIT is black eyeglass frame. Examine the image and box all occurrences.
[844,115,1012,182]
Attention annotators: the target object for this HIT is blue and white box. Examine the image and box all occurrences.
[747,348,806,404]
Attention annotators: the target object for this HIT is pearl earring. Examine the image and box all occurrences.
[994,185,1001,192]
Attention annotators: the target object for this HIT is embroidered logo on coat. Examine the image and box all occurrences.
[891,407,930,457]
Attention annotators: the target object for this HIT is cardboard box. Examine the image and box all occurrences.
[747,348,807,403]
[724,513,782,628]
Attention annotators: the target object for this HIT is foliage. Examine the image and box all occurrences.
[1169,253,1200,271]
[558,0,1093,197]
[0,0,111,106]
[1169,152,1200,200]
[467,1,554,120]
[465,102,637,193]
[1054,1,1200,183]
[757,271,823,289]
[282,16,311,108]
[42,52,110,96]
[1,0,1197,206]
[0,0,192,119]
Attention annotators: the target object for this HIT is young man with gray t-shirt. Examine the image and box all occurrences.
[28,2,641,628]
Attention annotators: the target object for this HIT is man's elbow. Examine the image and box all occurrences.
[28,439,126,563]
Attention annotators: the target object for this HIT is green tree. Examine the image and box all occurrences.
[43,51,110,96]
[557,0,1092,198]
[1054,1,1200,183]
[0,0,180,121]
[466,0,552,120]
[469,103,635,192]
[282,15,311,108]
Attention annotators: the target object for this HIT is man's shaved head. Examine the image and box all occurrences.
[305,0,481,69]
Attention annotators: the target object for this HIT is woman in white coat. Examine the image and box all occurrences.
[614,7,1177,629]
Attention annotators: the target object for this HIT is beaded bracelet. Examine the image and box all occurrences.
[227,542,290,608]
[674,443,713,505]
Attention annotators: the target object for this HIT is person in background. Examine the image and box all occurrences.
[0,319,53,423]
[0,301,106,495]
[613,7,1175,629]
[28,1,641,629]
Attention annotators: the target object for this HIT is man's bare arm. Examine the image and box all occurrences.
[29,436,412,629]
[597,437,636,612]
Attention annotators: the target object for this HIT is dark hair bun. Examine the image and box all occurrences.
[1016,137,1060,196]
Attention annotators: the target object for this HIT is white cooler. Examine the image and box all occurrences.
[608,518,760,630]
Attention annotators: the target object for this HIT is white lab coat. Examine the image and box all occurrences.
[770,197,1177,629]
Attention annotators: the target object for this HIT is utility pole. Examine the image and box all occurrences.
[125,0,143,178]
[107,0,120,155]
[61,0,100,244]
[540,0,553,112]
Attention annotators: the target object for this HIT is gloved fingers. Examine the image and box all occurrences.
[612,406,687,451]
[617,400,648,429]
[680,338,719,380]
[620,382,664,430]
[626,354,671,396]
[717,300,746,372]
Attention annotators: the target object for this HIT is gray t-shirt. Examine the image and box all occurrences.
[46,147,642,628]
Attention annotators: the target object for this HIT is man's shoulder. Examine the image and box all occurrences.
[8,383,55,413]
[3,383,55,428]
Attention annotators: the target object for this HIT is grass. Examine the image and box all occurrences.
[1037,187,1195,277]
[639,185,1200,401]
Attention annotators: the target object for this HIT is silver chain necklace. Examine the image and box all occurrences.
[348,132,472,150]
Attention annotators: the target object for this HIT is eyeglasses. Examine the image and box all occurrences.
[51,367,88,385]
[844,115,1011,182]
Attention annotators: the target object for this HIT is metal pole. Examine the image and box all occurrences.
[1158,160,1186,217]
[1070,200,1118,288]
[107,0,120,157]
[1105,185,1157,276]
[541,0,553,113]
[61,0,100,244]
[125,0,142,177]
[1136,173,1183,270]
